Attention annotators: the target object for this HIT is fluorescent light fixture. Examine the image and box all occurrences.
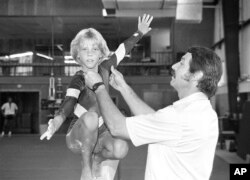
[36,53,53,60]
[56,45,63,51]
[9,51,33,58]
[102,8,116,17]
[102,9,108,17]
[64,55,77,64]
[64,60,77,64]
[0,55,9,60]
[64,55,74,60]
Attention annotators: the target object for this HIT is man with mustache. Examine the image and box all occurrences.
[84,46,222,180]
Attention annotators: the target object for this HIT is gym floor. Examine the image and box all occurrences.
[0,135,244,180]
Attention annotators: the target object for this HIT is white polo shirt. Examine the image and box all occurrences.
[126,92,218,180]
[1,102,18,116]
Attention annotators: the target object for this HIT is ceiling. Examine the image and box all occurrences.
[0,16,173,40]
[0,0,217,53]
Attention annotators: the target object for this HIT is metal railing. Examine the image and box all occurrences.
[0,51,173,76]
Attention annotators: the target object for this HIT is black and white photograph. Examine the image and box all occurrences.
[0,0,250,180]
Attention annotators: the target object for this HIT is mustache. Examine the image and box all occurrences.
[169,69,175,76]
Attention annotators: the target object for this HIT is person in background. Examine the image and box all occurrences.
[40,14,153,180]
[1,97,18,137]
[84,46,222,180]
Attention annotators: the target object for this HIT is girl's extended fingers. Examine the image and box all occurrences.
[40,131,48,140]
[47,134,52,140]
[148,16,153,25]
[142,14,149,22]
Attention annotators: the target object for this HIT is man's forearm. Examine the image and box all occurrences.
[95,86,129,139]
[120,83,155,115]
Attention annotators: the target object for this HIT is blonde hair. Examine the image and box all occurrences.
[70,28,110,62]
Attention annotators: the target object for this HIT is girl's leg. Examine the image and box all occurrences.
[93,131,129,179]
[97,131,129,160]
[66,111,99,180]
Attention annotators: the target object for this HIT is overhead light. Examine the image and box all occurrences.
[102,9,108,16]
[9,51,33,59]
[64,55,77,64]
[64,55,73,60]
[64,60,77,64]
[102,8,116,17]
[36,53,53,60]
[56,44,63,51]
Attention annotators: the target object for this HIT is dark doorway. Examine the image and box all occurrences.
[0,92,39,134]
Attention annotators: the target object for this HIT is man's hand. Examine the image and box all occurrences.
[109,66,127,92]
[138,14,154,35]
[40,116,63,140]
[84,71,103,89]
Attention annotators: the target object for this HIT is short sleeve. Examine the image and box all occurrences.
[66,70,85,98]
[14,103,18,110]
[126,106,181,147]
[1,104,5,110]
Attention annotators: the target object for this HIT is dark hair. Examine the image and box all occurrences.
[187,46,222,98]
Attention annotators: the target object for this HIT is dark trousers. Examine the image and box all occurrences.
[2,115,15,133]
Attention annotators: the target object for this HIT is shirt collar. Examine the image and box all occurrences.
[173,92,208,107]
